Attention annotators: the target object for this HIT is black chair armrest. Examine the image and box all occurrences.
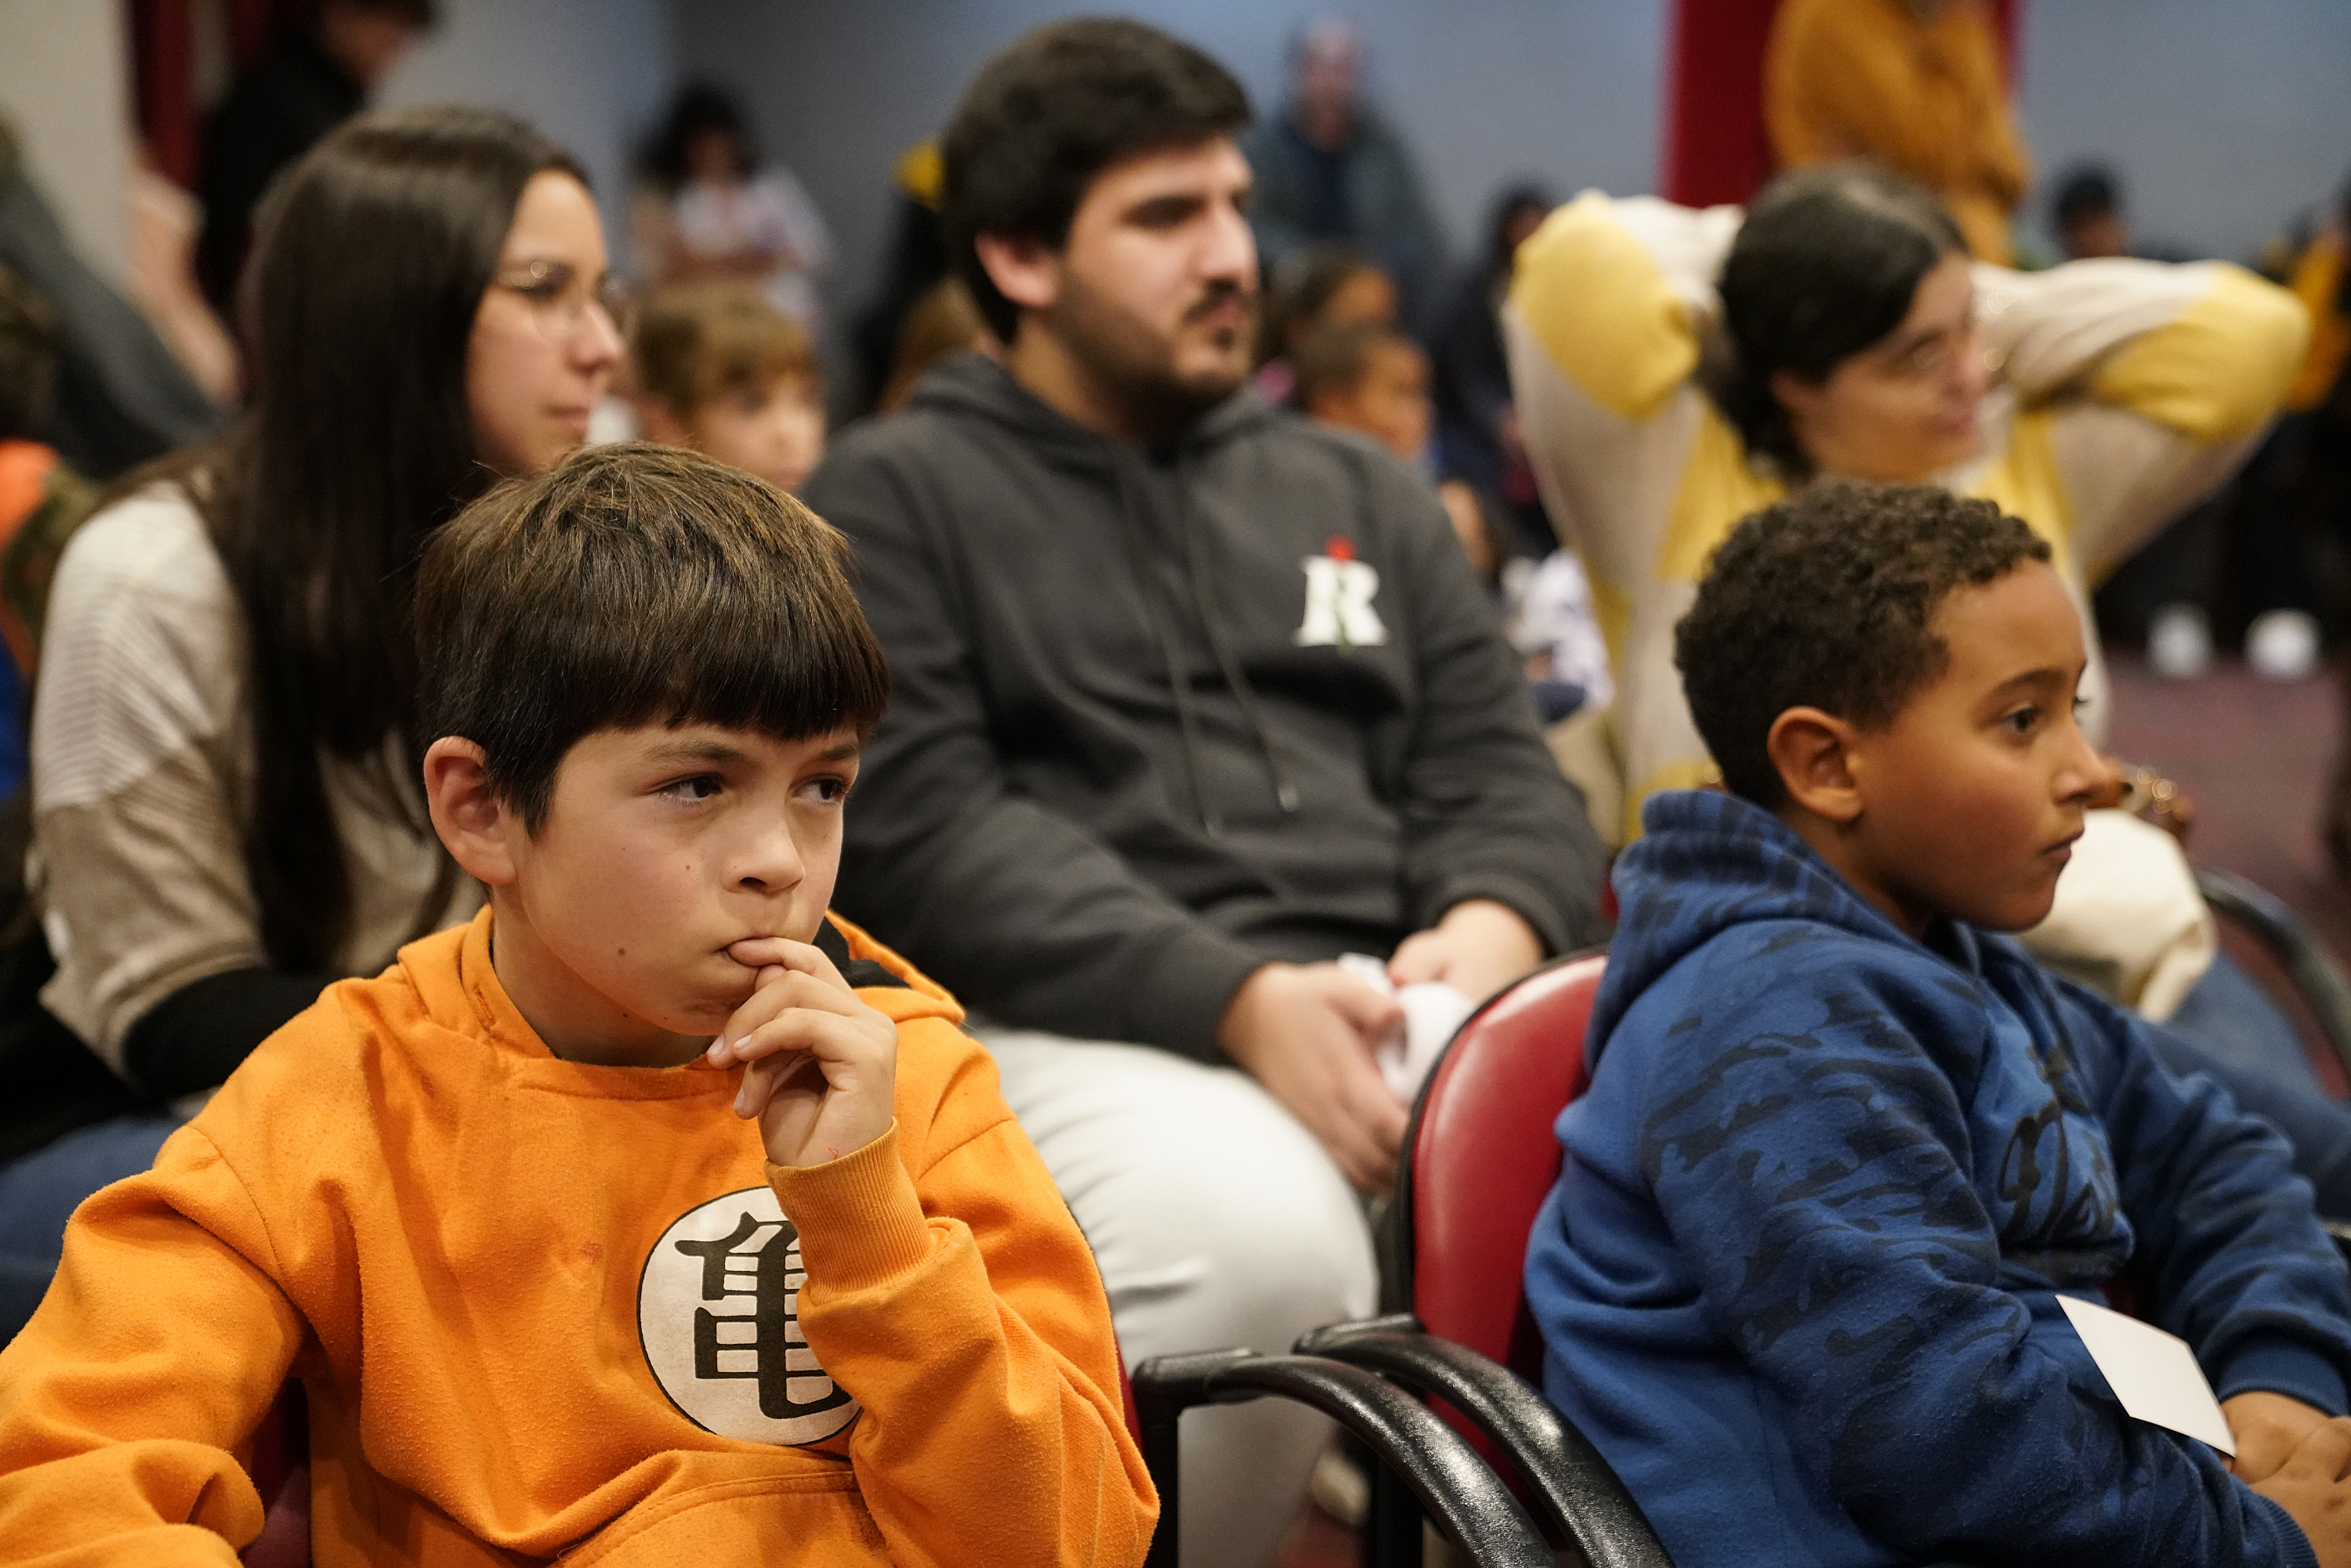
[1299,1314,1675,1568]
[1131,1347,1552,1568]
[2197,867,2351,1085]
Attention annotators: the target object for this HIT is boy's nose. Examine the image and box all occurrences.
[733,831,806,894]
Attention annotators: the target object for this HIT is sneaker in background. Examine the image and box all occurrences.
[2248,608,2321,682]
[2147,603,2213,681]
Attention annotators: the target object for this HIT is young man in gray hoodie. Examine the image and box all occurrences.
[803,20,1608,1562]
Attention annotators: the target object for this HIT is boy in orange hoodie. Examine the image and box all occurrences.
[0,441,1157,1566]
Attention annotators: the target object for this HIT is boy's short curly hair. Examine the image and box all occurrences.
[1675,482,2051,806]
[415,442,889,830]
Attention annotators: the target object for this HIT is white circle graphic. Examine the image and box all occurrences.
[638,1186,860,1445]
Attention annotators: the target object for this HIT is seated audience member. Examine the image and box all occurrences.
[1241,16,1446,320]
[0,442,1156,1564]
[632,281,827,492]
[1503,166,2351,1211]
[0,107,624,1343]
[1294,318,1500,581]
[1764,0,2028,262]
[1531,483,2351,1568]
[633,83,832,339]
[194,0,433,315]
[876,277,991,415]
[1252,242,1396,405]
[1435,183,1555,562]
[802,20,1607,1564]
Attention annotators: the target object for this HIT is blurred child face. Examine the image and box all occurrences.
[1773,252,1987,484]
[682,375,827,494]
[468,172,624,476]
[463,723,860,1066]
[1310,337,1432,462]
[1835,562,2105,936]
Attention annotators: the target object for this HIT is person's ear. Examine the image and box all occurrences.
[422,737,520,887]
[1769,368,1824,431]
[635,399,694,447]
[973,232,1062,317]
[1766,705,1865,825]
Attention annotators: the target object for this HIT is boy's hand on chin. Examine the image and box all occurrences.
[706,938,897,1168]
[2229,1390,2338,1483]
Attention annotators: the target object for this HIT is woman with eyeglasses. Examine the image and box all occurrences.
[1504,164,2351,1211]
[0,107,622,1338]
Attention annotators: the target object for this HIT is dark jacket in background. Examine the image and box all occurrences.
[195,31,364,316]
[1243,110,1447,324]
[805,353,1607,1056]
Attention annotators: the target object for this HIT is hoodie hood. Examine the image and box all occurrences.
[905,350,1279,471]
[1592,789,1983,1063]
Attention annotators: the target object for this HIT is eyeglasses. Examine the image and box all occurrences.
[491,259,632,341]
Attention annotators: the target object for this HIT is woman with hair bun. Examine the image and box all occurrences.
[1504,165,2351,1206]
[0,106,624,1338]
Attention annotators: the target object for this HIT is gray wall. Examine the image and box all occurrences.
[2018,0,2351,263]
[378,0,676,273]
[668,0,1668,344]
[0,0,137,284]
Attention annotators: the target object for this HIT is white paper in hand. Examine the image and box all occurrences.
[1335,954,1478,1102]
[2057,1295,2237,1455]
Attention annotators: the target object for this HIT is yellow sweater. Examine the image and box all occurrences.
[1763,0,2028,263]
[0,909,1154,1567]
[1505,191,2309,845]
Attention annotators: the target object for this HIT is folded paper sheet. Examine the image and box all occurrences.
[2058,1295,2236,1455]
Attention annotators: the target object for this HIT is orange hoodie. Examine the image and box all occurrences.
[0,909,1155,1566]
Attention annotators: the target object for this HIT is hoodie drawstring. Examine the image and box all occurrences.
[1111,460,1226,835]
[1172,456,1300,815]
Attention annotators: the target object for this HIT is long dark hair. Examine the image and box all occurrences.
[184,107,583,971]
[1714,165,1966,477]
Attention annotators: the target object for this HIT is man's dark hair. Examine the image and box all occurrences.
[2052,163,2120,235]
[1675,483,2050,806]
[940,16,1251,342]
[1715,166,1966,477]
[0,262,57,440]
[415,442,890,830]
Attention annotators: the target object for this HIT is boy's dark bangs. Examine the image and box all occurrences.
[574,545,890,747]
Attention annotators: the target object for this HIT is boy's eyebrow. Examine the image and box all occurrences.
[1984,664,2076,696]
[643,737,863,766]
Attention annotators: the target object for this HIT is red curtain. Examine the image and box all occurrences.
[1662,0,2023,208]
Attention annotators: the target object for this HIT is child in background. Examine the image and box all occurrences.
[633,281,828,493]
[1295,317,1499,582]
[1252,244,1396,407]
[0,443,1156,1564]
[1527,482,2351,1568]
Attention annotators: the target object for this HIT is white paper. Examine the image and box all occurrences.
[1336,954,1478,1102]
[2057,1295,2236,1455]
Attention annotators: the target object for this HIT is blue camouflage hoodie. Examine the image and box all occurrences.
[1526,790,2351,1568]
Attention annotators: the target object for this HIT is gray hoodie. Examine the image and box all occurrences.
[806,353,1607,1057]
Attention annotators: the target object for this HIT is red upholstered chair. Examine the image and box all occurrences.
[1299,951,1674,1568]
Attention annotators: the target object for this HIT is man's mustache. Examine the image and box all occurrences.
[1184,281,1256,325]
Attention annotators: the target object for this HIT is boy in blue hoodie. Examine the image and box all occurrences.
[1525,483,2351,1568]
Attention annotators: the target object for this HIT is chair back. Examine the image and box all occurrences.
[1390,953,1607,1381]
